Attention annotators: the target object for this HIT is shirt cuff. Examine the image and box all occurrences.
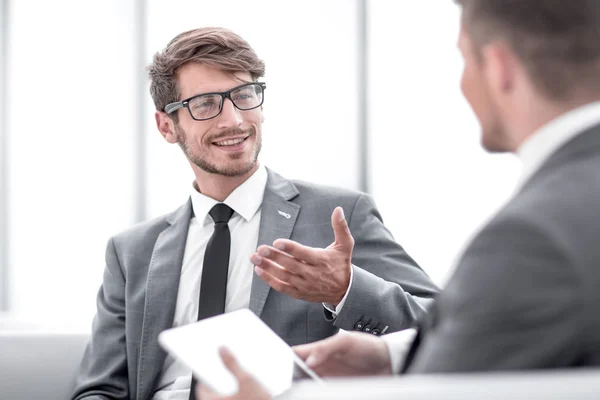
[322,264,355,318]
[382,328,418,375]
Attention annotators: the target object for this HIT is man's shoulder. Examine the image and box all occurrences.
[266,168,366,202]
[509,152,600,225]
[110,202,188,246]
[471,161,600,262]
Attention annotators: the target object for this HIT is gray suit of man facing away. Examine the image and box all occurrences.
[71,27,438,400]
[226,3,600,398]
[404,0,600,372]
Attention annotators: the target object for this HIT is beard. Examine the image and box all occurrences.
[175,124,261,177]
[479,103,512,153]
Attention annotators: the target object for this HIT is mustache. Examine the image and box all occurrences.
[208,126,256,142]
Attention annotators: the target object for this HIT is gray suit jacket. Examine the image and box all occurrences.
[72,168,438,400]
[406,124,600,373]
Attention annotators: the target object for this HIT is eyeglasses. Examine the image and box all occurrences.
[164,82,266,121]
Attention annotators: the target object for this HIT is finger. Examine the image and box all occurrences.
[197,383,222,400]
[331,207,354,250]
[254,266,299,297]
[219,347,248,381]
[253,246,311,275]
[271,239,323,265]
[251,254,305,284]
[293,333,350,368]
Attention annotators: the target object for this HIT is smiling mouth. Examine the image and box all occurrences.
[212,135,250,147]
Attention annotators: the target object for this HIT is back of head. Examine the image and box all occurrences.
[147,27,265,120]
[456,0,600,101]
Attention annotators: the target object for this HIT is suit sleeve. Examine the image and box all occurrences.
[71,238,129,400]
[408,215,584,373]
[331,193,440,333]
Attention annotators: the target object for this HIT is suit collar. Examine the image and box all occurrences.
[165,198,192,225]
[519,121,600,191]
[264,167,300,201]
[516,101,600,191]
[249,168,300,317]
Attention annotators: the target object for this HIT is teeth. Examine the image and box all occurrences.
[215,137,245,146]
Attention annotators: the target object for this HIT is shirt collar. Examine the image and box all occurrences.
[516,101,600,190]
[189,164,268,225]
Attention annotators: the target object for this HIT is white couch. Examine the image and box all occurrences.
[0,331,90,400]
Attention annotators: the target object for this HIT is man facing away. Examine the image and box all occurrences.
[195,0,600,398]
[71,27,439,400]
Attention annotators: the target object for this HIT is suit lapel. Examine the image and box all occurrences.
[137,200,192,400]
[249,169,300,317]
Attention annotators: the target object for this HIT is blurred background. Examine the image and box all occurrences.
[0,0,520,331]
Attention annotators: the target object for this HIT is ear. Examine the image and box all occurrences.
[481,42,515,97]
[260,105,265,123]
[155,111,179,144]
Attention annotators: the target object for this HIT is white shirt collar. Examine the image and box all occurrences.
[516,101,600,190]
[189,165,268,224]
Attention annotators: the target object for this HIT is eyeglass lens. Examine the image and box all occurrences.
[187,83,263,120]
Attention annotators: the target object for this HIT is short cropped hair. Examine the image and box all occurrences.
[148,27,265,120]
[455,0,600,100]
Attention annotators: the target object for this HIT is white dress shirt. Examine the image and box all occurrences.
[153,165,267,400]
[384,101,600,374]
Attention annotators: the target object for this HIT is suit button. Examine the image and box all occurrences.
[354,321,364,331]
[371,329,380,335]
[363,325,372,333]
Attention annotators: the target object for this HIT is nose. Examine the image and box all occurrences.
[216,98,243,128]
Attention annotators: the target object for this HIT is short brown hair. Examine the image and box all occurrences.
[455,0,600,100]
[148,27,265,118]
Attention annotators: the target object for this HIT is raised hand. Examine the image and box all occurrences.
[251,207,353,305]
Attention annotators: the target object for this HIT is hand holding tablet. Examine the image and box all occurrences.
[158,308,322,396]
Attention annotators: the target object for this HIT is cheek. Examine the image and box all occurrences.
[244,110,263,128]
[461,64,488,121]
[460,64,475,105]
[180,123,210,146]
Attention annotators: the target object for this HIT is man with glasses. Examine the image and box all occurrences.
[71,27,438,400]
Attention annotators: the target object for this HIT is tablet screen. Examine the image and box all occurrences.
[158,309,322,396]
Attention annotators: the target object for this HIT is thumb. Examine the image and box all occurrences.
[218,347,248,380]
[294,333,348,369]
[331,207,354,250]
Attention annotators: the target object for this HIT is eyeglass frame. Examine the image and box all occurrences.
[163,82,266,121]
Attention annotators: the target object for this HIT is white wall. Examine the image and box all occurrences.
[368,1,521,285]
[2,1,524,329]
[6,0,138,330]
[0,0,7,311]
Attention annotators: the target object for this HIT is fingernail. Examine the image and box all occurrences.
[258,247,270,257]
[274,241,286,251]
[251,254,263,265]
[338,207,345,222]
[255,266,264,276]
[306,355,318,367]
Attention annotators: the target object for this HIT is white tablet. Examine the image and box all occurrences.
[158,308,322,396]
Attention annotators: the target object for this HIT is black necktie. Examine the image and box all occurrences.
[190,203,234,400]
[197,203,234,319]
